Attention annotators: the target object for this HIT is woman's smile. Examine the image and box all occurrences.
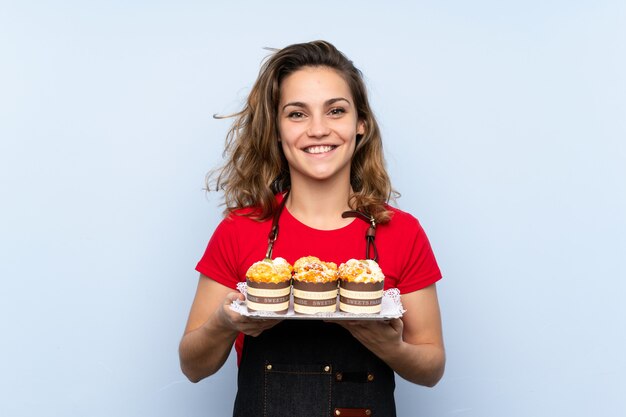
[303,145,338,154]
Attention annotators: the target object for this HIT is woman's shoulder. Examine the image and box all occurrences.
[222,193,284,223]
[210,208,270,245]
[221,208,271,226]
[223,194,283,223]
[383,204,423,229]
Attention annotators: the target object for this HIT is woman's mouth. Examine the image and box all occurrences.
[303,145,337,154]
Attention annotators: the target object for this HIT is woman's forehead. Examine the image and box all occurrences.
[279,67,353,105]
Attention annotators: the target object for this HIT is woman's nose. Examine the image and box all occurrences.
[306,115,331,138]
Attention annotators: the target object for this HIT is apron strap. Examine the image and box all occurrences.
[342,210,378,262]
[265,190,290,259]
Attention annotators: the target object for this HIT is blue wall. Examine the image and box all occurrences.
[1,1,625,415]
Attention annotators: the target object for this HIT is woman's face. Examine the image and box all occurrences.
[277,66,365,186]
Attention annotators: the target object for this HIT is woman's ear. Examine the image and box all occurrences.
[357,119,366,136]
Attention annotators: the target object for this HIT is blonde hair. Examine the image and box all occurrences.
[209,40,397,223]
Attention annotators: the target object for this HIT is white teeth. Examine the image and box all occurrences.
[304,145,335,154]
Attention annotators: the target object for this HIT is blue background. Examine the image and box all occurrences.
[1,1,625,415]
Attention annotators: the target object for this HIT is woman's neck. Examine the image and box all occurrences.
[286,176,353,230]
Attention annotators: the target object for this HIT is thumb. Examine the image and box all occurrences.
[222,292,245,317]
[389,318,403,333]
[225,291,245,304]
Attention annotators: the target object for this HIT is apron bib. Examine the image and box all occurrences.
[233,320,396,417]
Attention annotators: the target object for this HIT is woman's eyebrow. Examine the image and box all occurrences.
[281,97,351,112]
[282,101,307,111]
[326,97,351,106]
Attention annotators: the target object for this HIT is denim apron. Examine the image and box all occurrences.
[232,193,397,416]
[232,321,397,416]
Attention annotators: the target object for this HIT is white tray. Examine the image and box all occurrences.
[230,282,405,320]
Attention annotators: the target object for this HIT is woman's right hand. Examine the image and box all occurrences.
[180,275,280,381]
[214,291,282,337]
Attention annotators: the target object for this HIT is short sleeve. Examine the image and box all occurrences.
[396,217,442,294]
[195,216,241,290]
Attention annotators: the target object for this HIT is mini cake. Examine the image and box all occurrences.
[245,257,293,314]
[292,256,339,314]
[338,259,385,314]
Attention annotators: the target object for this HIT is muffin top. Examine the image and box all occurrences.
[293,256,338,283]
[338,259,385,283]
[245,257,293,283]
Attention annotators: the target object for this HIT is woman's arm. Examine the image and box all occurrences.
[178,275,281,382]
[335,283,445,387]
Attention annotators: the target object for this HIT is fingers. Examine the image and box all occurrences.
[324,319,364,327]
[240,318,282,337]
[338,320,402,344]
[221,291,285,337]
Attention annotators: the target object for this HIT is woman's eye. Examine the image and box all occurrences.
[329,107,346,116]
[288,111,305,119]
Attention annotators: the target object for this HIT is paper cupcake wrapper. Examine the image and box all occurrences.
[338,280,384,314]
[246,279,291,314]
[338,302,382,314]
[246,299,290,313]
[292,280,339,314]
[293,302,338,314]
[339,280,384,290]
[247,286,291,297]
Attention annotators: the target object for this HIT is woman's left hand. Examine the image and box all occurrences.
[328,285,445,387]
[330,318,404,356]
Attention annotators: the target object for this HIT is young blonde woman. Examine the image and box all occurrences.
[179,40,445,417]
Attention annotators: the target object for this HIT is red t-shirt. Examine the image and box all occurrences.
[196,203,442,363]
